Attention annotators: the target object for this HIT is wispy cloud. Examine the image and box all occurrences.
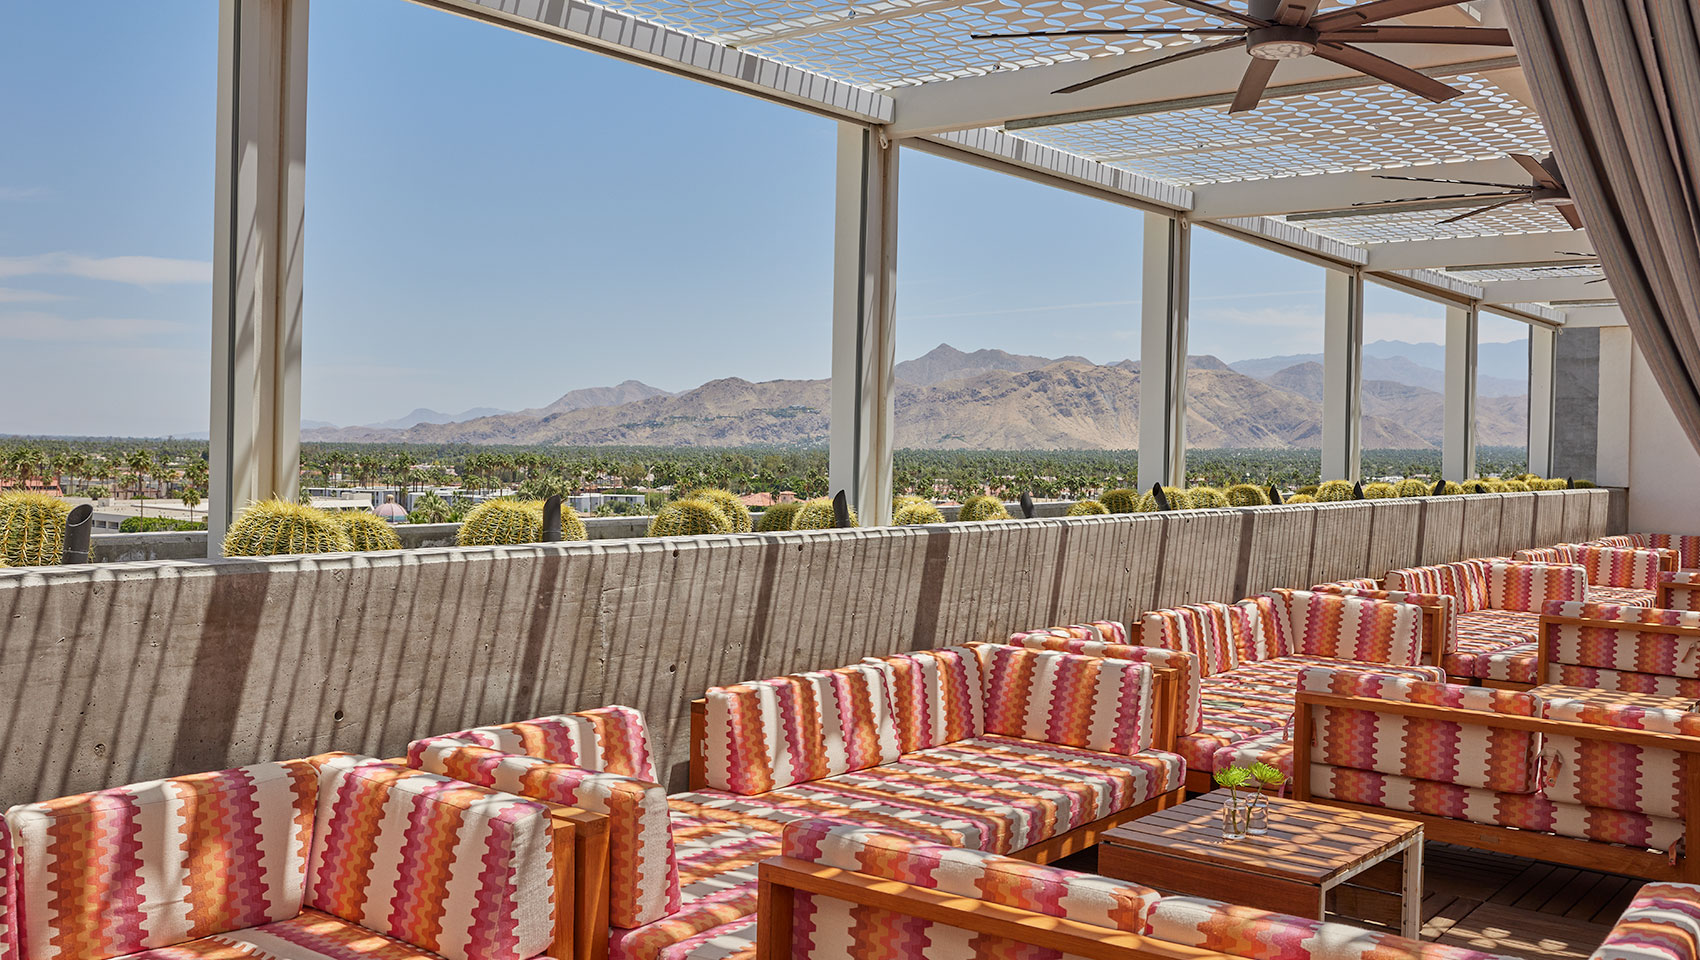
[0,287,68,304]
[0,252,212,286]
[0,312,190,342]
[0,187,47,202]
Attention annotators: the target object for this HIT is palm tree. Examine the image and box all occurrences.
[124,449,155,517]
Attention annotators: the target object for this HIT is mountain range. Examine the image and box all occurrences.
[301,341,1528,450]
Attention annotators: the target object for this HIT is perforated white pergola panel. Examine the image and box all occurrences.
[1292,201,1575,244]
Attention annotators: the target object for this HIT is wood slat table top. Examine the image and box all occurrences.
[1102,793,1422,883]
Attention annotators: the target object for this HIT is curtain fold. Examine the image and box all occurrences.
[1503,0,1700,456]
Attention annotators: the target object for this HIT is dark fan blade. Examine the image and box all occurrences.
[1274,0,1322,27]
[1312,0,1465,30]
[1324,25,1514,45]
[1557,203,1585,229]
[1586,276,1608,284]
[1053,36,1245,94]
[969,27,1245,38]
[1350,191,1520,208]
[1511,153,1563,188]
[1167,0,1268,29]
[1230,57,1278,112]
[1373,173,1533,189]
[1438,195,1526,225]
[1314,43,1464,103]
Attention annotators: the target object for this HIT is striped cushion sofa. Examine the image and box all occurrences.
[407,705,790,960]
[754,817,1700,960]
[0,754,579,960]
[1515,542,1674,607]
[1530,601,1700,697]
[1224,665,1700,883]
[1037,591,1442,792]
[1595,534,1700,570]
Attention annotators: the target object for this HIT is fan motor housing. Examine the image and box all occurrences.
[1247,25,1318,60]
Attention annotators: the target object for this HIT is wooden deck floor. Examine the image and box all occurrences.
[1060,842,1639,959]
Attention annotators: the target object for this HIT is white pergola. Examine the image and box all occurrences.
[208,0,1610,547]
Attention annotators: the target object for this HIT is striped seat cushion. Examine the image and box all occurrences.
[4,759,319,960]
[1589,884,1700,960]
[1589,586,1658,606]
[700,663,901,795]
[1538,693,1700,820]
[730,736,1182,856]
[306,757,559,960]
[1008,620,1127,648]
[1150,896,1524,960]
[654,918,756,960]
[980,645,1153,755]
[408,705,657,783]
[112,907,461,959]
[1448,609,1544,678]
[1179,676,1294,772]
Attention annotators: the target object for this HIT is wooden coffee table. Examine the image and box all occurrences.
[1099,792,1424,938]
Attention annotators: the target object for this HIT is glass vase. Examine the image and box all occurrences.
[1221,794,1250,840]
[1247,793,1270,835]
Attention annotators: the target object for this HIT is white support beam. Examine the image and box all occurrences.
[1139,213,1189,491]
[1527,324,1555,477]
[1477,276,1608,304]
[1365,231,1591,270]
[1443,304,1478,481]
[829,125,899,527]
[210,0,309,553]
[1323,269,1364,483]
[1191,159,1545,221]
[1595,326,1632,487]
[886,45,1517,138]
[412,0,893,124]
[916,128,1191,213]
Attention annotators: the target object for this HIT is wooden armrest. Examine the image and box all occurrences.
[690,699,707,791]
[537,803,611,960]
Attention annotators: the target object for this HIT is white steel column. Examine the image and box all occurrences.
[1595,326,1633,487]
[210,0,308,553]
[1443,304,1478,481]
[1527,324,1556,477]
[1322,269,1364,482]
[1139,213,1190,490]
[829,124,899,527]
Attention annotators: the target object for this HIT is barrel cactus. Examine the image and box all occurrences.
[648,498,733,537]
[1503,479,1532,492]
[457,498,546,546]
[225,500,355,556]
[1137,487,1190,512]
[958,495,1012,522]
[337,511,403,552]
[1067,500,1110,516]
[1460,479,1493,495]
[895,502,945,525]
[754,502,802,532]
[688,488,751,533]
[1286,493,1317,503]
[1394,478,1430,498]
[1186,486,1230,509]
[893,494,927,513]
[1296,485,1320,497]
[1225,484,1270,507]
[1100,488,1140,514]
[1314,480,1356,503]
[1360,482,1397,499]
[794,497,857,529]
[0,492,72,566]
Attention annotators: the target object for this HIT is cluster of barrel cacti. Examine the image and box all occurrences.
[687,488,753,533]
[0,492,72,566]
[647,498,732,537]
[226,500,357,556]
[1360,482,1398,499]
[1137,487,1190,512]
[957,495,1012,522]
[457,497,589,546]
[1067,500,1109,516]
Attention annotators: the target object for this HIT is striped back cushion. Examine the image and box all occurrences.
[1487,561,1588,613]
[307,756,557,960]
[781,818,1160,939]
[1009,620,1128,648]
[1539,693,1700,819]
[1515,546,1574,564]
[1662,572,1700,612]
[408,705,656,783]
[1387,559,1492,613]
[1008,633,1203,737]
[1541,601,1700,680]
[870,647,984,754]
[1311,585,1460,657]
[1640,534,1700,569]
[1140,602,1251,675]
[1272,590,1424,666]
[981,645,1153,755]
[3,759,317,960]
[414,740,678,929]
[702,663,901,794]
[1573,546,1665,590]
[1299,667,1541,793]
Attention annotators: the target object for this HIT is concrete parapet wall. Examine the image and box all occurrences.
[2,489,1616,806]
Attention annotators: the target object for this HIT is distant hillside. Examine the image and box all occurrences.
[894,344,1090,386]
[1231,346,1527,397]
[368,406,510,431]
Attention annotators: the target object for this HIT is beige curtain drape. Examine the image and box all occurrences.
[1503,0,1700,455]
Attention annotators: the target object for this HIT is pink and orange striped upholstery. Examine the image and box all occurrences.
[1263,590,1425,667]
[1662,572,1700,612]
[411,741,677,930]
[1149,897,1519,960]
[981,645,1153,755]
[1007,620,1127,648]
[1387,559,1493,614]
[700,663,901,795]
[409,705,656,783]
[1538,601,1700,696]
[1515,544,1666,606]
[1139,600,1264,676]
[1311,584,1460,660]
[1539,691,1700,821]
[1591,883,1700,960]
[1636,534,1700,570]
[870,647,984,754]
[1006,631,1202,737]
[1487,561,1590,612]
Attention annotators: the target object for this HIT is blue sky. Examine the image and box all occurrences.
[0,0,1524,437]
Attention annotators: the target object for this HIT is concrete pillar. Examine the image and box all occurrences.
[1322,269,1364,482]
[1596,325,1633,487]
[1527,324,1556,477]
[1139,213,1190,490]
[1443,304,1478,481]
[829,124,899,526]
[210,0,309,553]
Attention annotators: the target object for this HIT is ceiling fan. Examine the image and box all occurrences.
[1348,153,1583,228]
[1552,250,1607,284]
[967,0,1515,111]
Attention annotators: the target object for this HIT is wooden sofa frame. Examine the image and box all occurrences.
[755,857,1235,960]
[1293,690,1700,882]
[687,662,1185,866]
